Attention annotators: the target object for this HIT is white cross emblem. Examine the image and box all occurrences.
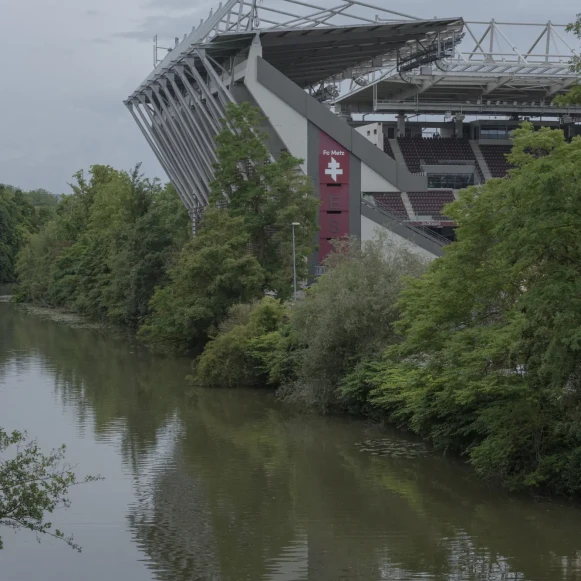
[325,157,343,182]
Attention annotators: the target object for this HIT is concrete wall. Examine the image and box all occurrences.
[361,162,399,192]
[355,122,383,148]
[361,214,439,262]
[243,43,309,173]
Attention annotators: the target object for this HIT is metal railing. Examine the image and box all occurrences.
[362,198,452,247]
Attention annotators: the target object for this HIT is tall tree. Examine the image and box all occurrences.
[0,186,36,283]
[139,207,265,354]
[211,102,319,298]
[370,123,581,494]
[553,15,581,105]
[16,165,190,327]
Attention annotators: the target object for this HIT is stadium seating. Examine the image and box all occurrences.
[398,137,484,181]
[480,144,513,178]
[383,136,395,159]
[373,192,408,217]
[407,191,455,219]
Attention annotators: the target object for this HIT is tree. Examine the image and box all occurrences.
[16,165,190,328]
[553,15,581,105]
[192,297,287,389]
[370,123,581,494]
[0,186,36,283]
[277,235,427,412]
[0,428,100,551]
[211,102,319,298]
[139,207,265,354]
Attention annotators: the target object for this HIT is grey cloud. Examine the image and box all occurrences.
[113,13,198,42]
[3,0,580,195]
[143,0,199,8]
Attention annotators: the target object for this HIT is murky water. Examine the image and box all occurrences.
[1,303,581,581]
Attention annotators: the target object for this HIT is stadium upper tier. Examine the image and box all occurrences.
[335,19,581,117]
[129,19,464,100]
[124,1,581,265]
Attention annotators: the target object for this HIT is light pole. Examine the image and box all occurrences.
[291,222,300,302]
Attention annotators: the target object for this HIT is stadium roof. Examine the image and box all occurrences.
[128,0,464,99]
[334,20,581,116]
[195,20,463,88]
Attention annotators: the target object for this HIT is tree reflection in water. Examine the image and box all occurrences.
[1,303,581,581]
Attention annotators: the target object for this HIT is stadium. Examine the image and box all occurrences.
[125,0,581,269]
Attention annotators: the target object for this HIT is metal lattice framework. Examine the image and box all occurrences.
[337,20,581,115]
[125,0,463,212]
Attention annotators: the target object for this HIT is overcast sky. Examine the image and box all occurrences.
[1,0,578,193]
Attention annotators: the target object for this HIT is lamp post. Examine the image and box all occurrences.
[291,222,300,302]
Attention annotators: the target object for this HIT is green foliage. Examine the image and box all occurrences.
[0,186,36,283]
[24,189,58,208]
[278,236,427,412]
[16,165,191,328]
[139,208,265,354]
[553,15,581,105]
[192,297,287,388]
[211,102,319,298]
[0,427,101,551]
[370,123,581,494]
[141,103,319,354]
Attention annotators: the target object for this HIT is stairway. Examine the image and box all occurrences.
[469,141,492,182]
[389,138,407,169]
[401,192,416,219]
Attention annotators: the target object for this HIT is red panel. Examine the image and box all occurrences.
[317,131,351,266]
[319,212,349,239]
[318,238,334,263]
[319,133,350,184]
[320,184,349,212]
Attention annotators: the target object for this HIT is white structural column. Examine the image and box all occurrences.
[141,90,202,207]
[151,83,210,203]
[127,100,194,209]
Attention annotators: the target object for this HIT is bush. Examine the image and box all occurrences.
[192,297,287,388]
[279,235,427,412]
[369,124,581,494]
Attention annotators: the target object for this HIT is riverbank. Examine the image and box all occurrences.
[2,299,581,581]
[7,300,121,332]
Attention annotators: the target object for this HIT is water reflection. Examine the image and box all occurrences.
[1,303,580,581]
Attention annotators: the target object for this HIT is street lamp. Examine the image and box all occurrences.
[291,222,300,302]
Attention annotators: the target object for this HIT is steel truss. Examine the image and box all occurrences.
[126,0,442,210]
[339,19,580,111]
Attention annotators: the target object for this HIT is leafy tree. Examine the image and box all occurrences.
[25,189,58,208]
[211,102,319,298]
[0,186,36,283]
[140,102,319,353]
[277,235,427,412]
[370,123,581,494]
[553,15,581,105]
[139,208,265,354]
[16,165,190,328]
[0,428,100,551]
[192,297,287,388]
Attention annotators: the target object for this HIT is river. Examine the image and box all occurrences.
[1,303,580,581]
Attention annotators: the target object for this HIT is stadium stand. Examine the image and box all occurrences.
[398,137,484,181]
[479,144,513,178]
[373,192,408,217]
[407,191,456,219]
[383,136,395,159]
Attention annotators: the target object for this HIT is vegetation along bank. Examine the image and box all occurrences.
[7,99,581,497]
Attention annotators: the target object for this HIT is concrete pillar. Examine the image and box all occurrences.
[397,113,406,138]
[455,114,465,138]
